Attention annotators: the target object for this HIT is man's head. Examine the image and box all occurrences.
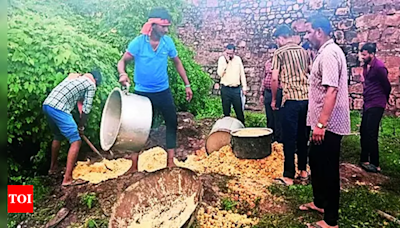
[148,7,172,37]
[305,15,332,49]
[90,69,102,87]
[360,43,376,65]
[273,24,294,47]
[225,44,236,60]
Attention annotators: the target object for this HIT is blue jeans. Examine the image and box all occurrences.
[281,100,310,178]
[43,105,81,144]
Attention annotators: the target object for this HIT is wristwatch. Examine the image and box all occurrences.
[316,123,325,129]
[185,84,191,88]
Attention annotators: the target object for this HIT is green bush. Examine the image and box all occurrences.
[7,6,120,174]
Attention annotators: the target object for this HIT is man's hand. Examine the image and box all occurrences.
[311,126,325,145]
[119,73,130,86]
[243,90,247,96]
[259,95,264,106]
[186,87,193,102]
[271,99,279,110]
[223,52,231,63]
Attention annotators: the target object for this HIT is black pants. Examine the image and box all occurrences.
[309,131,343,226]
[360,107,384,167]
[281,100,310,178]
[134,88,177,149]
[264,89,283,142]
[221,85,245,124]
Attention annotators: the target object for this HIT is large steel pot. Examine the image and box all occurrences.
[205,117,245,154]
[231,128,273,159]
[100,87,152,152]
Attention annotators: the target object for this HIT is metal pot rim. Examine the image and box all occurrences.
[100,87,123,151]
[231,127,274,137]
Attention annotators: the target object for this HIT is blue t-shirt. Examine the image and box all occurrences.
[126,35,178,93]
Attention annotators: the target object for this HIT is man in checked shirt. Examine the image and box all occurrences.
[259,52,283,143]
[42,70,102,187]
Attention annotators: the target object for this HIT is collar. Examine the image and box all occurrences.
[317,39,334,54]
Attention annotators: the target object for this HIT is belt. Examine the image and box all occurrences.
[222,85,240,88]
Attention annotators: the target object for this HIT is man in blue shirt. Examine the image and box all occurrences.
[118,7,193,174]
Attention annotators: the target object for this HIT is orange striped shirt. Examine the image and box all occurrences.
[272,43,310,104]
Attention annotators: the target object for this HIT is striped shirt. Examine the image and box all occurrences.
[271,43,310,104]
[43,76,96,114]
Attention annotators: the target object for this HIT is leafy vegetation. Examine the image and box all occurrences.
[80,193,98,209]
[221,197,238,211]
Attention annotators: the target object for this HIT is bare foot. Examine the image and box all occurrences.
[299,170,308,178]
[274,177,294,186]
[307,220,338,228]
[61,179,88,187]
[299,202,324,213]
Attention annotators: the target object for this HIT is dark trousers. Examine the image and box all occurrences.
[309,131,343,226]
[134,88,177,149]
[281,100,310,178]
[360,107,384,167]
[221,85,245,124]
[264,89,283,142]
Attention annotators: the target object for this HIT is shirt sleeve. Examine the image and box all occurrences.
[126,37,141,57]
[376,67,391,99]
[82,83,96,114]
[239,58,247,91]
[321,52,340,88]
[167,37,178,58]
[271,52,281,72]
[217,56,227,77]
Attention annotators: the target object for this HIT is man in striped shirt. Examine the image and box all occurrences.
[271,24,311,186]
[43,70,102,187]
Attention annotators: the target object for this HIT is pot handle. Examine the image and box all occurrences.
[122,83,131,94]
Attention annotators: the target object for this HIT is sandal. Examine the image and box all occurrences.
[61,179,88,187]
[273,177,293,186]
[361,163,378,173]
[299,203,324,214]
[306,222,324,228]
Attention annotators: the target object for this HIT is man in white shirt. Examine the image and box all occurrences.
[217,44,248,124]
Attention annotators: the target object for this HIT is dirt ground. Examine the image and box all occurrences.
[20,113,392,228]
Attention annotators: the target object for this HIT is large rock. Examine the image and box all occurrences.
[349,83,364,94]
[337,19,354,30]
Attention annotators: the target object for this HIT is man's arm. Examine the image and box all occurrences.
[271,53,280,107]
[318,87,338,127]
[312,52,341,144]
[239,58,248,92]
[172,56,190,85]
[117,52,134,86]
[377,67,391,100]
[172,56,193,102]
[78,86,96,130]
[217,57,227,77]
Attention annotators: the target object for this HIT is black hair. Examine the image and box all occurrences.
[268,43,278,49]
[90,69,102,86]
[273,24,293,38]
[360,43,377,54]
[148,7,172,23]
[307,15,332,35]
[226,44,236,50]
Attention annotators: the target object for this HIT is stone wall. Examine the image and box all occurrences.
[177,0,400,115]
